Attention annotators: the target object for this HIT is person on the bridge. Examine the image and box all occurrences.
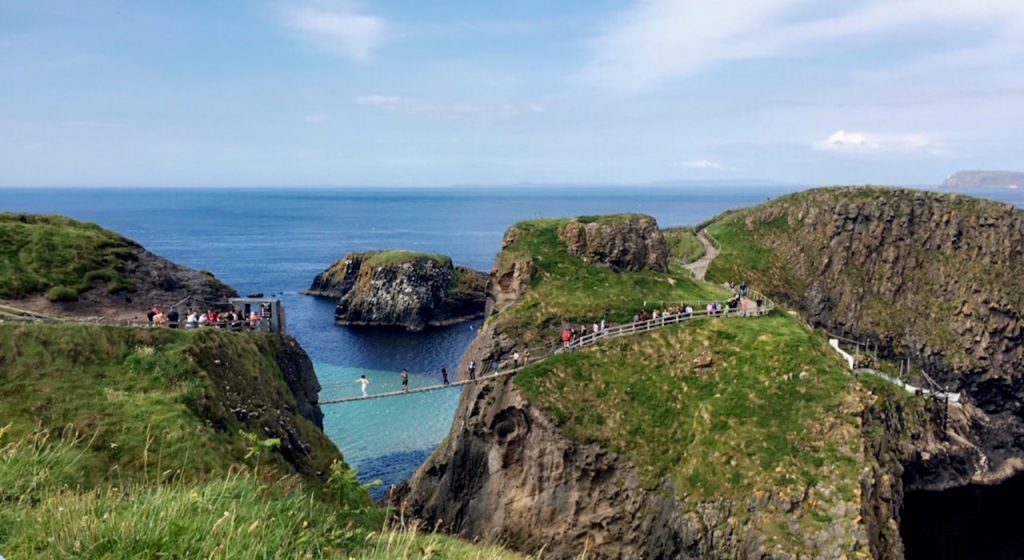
[523,348,531,363]
[167,307,180,328]
[739,282,749,297]
[468,360,477,380]
[512,351,521,368]
[562,328,572,348]
[441,367,450,386]
[401,369,410,392]
[357,375,369,397]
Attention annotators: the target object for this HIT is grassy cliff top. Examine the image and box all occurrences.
[492,217,730,344]
[515,314,867,547]
[363,250,454,268]
[0,323,524,559]
[0,213,140,300]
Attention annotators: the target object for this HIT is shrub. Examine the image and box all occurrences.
[46,286,79,302]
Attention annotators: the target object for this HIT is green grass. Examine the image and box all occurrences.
[514,313,867,549]
[0,323,341,482]
[0,213,140,300]
[663,227,705,264]
[0,324,526,558]
[0,428,525,559]
[492,218,731,345]
[363,250,453,268]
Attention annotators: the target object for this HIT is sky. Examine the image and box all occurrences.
[1,0,1022,187]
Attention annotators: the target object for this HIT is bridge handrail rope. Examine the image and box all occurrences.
[322,288,775,404]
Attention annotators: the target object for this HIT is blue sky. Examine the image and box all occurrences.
[1,0,1022,187]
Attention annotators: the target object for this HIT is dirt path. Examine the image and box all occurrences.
[683,230,719,281]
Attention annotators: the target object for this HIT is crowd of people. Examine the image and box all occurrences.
[145,305,262,330]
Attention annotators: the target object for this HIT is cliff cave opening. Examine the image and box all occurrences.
[902,473,1024,560]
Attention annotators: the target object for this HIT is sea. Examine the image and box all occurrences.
[2,185,1020,496]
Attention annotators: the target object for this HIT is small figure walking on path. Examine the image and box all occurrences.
[523,348,531,364]
[356,375,369,397]
[401,369,410,393]
[513,351,521,368]
[469,360,477,380]
[441,367,450,386]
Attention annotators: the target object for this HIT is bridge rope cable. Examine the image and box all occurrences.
[321,291,775,405]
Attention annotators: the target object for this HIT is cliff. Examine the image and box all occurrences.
[942,170,1024,189]
[705,187,1024,558]
[306,250,487,331]
[0,213,238,320]
[395,214,877,559]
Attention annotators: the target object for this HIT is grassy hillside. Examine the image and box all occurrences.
[492,217,731,344]
[703,187,1024,374]
[0,213,139,301]
[663,227,706,264]
[0,324,524,558]
[515,314,865,546]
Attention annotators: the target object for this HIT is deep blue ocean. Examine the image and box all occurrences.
[2,185,1020,494]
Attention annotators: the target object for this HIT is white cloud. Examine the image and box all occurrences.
[816,129,934,153]
[355,95,545,120]
[303,113,328,124]
[282,2,386,62]
[673,159,722,169]
[581,0,1024,93]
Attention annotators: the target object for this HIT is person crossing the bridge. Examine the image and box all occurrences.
[512,351,521,368]
[468,360,477,380]
[401,369,410,393]
[441,367,450,386]
[356,375,370,397]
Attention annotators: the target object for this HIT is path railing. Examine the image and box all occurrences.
[827,336,961,403]
[567,290,773,350]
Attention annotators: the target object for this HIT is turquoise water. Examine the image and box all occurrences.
[2,185,1019,493]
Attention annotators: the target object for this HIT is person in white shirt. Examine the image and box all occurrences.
[356,375,370,397]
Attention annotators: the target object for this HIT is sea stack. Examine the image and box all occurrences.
[305,250,487,331]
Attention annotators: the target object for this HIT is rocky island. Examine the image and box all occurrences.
[305,250,487,331]
[943,170,1024,189]
[393,189,1024,559]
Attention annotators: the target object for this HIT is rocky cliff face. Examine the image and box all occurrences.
[709,188,1024,468]
[306,251,487,331]
[707,187,1024,558]
[394,216,868,559]
[558,215,669,272]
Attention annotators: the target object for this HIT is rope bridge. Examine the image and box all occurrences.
[320,290,775,405]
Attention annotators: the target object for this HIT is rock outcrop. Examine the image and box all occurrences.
[0,213,238,321]
[558,215,669,272]
[709,187,1024,426]
[394,216,869,559]
[706,187,1024,558]
[305,251,487,331]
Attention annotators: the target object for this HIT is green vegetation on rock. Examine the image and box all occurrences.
[663,227,706,264]
[492,217,730,344]
[363,250,453,268]
[0,323,524,559]
[0,213,138,300]
[515,314,865,530]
